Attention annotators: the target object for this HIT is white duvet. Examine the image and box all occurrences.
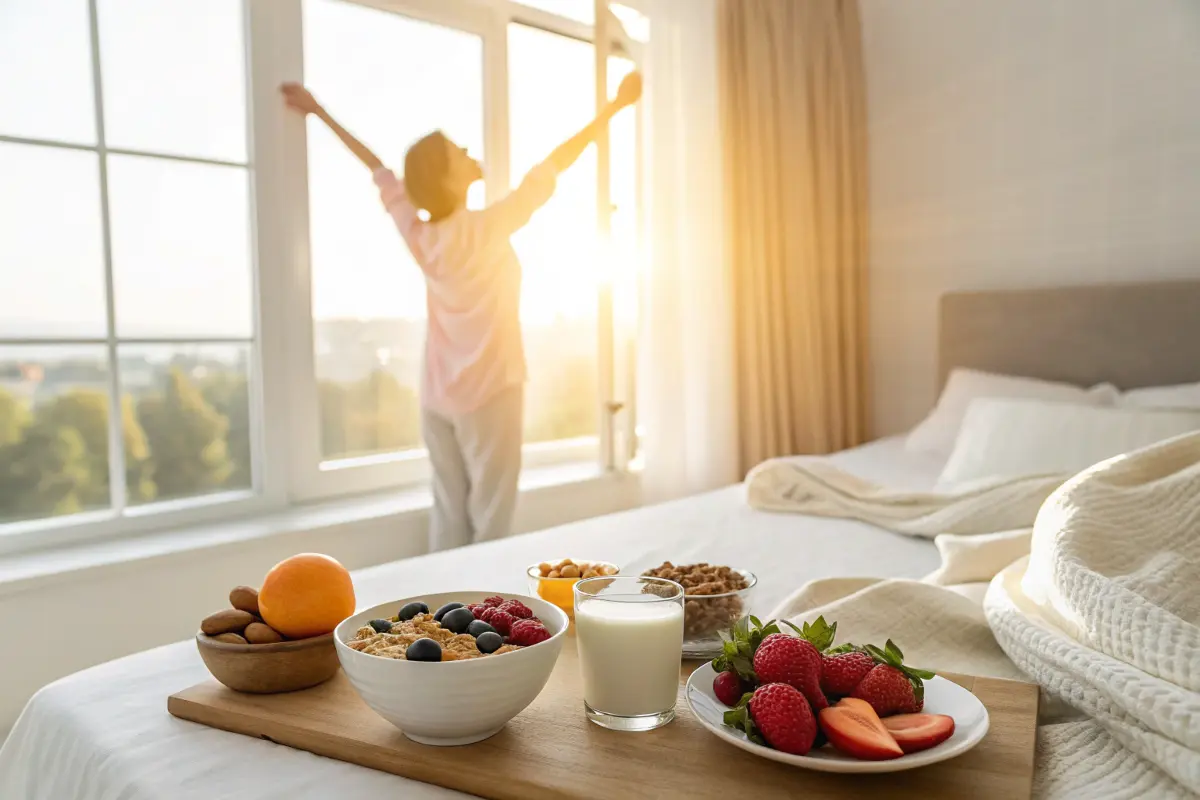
[750,432,1200,798]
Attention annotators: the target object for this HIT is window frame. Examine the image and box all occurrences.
[279,0,643,502]
[0,0,646,552]
[0,0,267,555]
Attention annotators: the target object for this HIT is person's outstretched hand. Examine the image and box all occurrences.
[614,71,643,110]
[281,82,322,115]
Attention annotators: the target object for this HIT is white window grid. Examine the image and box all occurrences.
[0,0,647,554]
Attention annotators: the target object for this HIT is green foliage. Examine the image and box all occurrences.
[319,370,421,460]
[0,391,31,448]
[199,373,252,490]
[524,358,597,443]
[0,421,90,521]
[2,348,600,525]
[136,368,233,501]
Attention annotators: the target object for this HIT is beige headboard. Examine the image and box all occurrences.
[938,281,1200,390]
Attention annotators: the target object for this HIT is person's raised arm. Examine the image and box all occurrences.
[546,71,642,174]
[281,83,383,172]
[486,71,643,238]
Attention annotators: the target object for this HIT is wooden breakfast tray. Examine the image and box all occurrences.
[169,635,1039,799]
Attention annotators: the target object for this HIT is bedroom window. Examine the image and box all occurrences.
[0,0,647,546]
[0,0,258,537]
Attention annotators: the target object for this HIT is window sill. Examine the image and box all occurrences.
[0,462,637,599]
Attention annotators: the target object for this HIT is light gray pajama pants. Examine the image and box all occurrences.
[421,385,523,552]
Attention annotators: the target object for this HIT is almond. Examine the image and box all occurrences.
[229,585,260,615]
[211,632,248,645]
[201,608,255,635]
[244,621,284,644]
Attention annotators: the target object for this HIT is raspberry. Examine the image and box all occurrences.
[478,607,496,623]
[507,618,551,646]
[467,603,488,620]
[497,599,534,619]
[488,610,516,635]
[483,595,505,607]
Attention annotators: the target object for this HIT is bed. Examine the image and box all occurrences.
[2,280,1198,799]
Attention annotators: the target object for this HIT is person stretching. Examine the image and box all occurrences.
[281,72,643,550]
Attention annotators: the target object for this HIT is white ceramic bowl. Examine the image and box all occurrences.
[334,591,568,746]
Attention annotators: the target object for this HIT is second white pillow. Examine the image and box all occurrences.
[937,398,1200,487]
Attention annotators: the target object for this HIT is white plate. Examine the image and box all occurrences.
[684,661,990,773]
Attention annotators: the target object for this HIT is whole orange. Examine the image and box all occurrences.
[258,553,356,639]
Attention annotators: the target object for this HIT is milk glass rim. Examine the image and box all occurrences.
[573,575,685,604]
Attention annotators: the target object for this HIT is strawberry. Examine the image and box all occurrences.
[712,670,745,707]
[850,639,936,716]
[713,615,783,681]
[851,665,922,716]
[882,713,956,754]
[821,650,875,697]
[753,634,828,711]
[507,618,550,646]
[818,697,904,760]
[724,684,817,755]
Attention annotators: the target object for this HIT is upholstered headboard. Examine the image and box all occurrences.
[938,281,1200,390]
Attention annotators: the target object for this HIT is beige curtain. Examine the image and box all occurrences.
[719,0,870,474]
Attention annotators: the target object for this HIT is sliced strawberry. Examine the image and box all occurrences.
[818,697,904,760]
[882,713,955,754]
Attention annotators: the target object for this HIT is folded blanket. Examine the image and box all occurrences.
[754,433,1200,799]
[745,457,1064,536]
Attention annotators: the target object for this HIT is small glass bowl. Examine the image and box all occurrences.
[679,569,757,658]
[526,560,620,619]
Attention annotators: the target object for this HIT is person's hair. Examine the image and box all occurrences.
[404,130,457,222]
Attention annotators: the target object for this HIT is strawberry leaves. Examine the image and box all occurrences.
[721,692,765,746]
[714,615,781,681]
[864,639,936,703]
[781,615,837,652]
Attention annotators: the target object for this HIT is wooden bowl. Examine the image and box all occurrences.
[196,631,340,693]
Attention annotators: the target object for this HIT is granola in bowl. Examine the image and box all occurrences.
[347,613,524,661]
[343,595,552,663]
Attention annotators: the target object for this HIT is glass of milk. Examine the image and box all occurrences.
[573,576,685,731]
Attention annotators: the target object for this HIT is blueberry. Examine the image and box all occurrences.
[398,601,429,621]
[476,631,504,654]
[467,619,496,638]
[405,637,442,662]
[368,619,393,634]
[432,602,464,622]
[441,607,475,634]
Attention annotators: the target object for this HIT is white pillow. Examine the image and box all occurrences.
[937,398,1200,487]
[1119,381,1200,410]
[906,369,1118,458]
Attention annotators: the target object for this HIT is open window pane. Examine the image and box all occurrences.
[97,0,247,162]
[514,0,595,25]
[303,0,484,462]
[107,155,253,338]
[120,344,253,505]
[508,25,599,444]
[0,0,96,144]
[0,143,107,339]
[0,346,111,524]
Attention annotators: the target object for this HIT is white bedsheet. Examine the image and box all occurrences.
[0,438,944,800]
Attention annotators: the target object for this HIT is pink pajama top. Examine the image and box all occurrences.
[372,162,558,416]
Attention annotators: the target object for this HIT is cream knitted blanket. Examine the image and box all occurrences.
[751,433,1200,799]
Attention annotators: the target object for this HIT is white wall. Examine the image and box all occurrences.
[0,474,640,735]
[862,0,1200,436]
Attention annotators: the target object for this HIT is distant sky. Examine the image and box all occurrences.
[0,0,639,340]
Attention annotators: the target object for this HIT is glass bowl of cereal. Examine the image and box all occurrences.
[640,562,757,658]
[526,559,619,619]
